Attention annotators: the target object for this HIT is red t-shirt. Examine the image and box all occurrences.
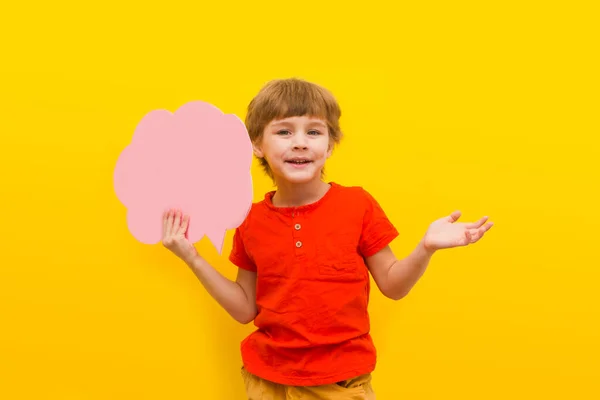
[229,182,399,386]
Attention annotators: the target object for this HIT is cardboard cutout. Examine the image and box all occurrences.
[113,101,253,254]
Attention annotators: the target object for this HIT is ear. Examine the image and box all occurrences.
[252,142,264,158]
[326,140,334,158]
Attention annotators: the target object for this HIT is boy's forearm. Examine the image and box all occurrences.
[185,255,256,324]
[386,240,436,300]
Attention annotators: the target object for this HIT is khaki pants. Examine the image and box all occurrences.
[241,367,376,399]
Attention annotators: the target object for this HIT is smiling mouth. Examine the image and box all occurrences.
[285,159,312,164]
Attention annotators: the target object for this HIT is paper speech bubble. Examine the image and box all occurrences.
[113,100,253,254]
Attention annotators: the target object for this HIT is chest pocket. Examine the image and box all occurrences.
[315,228,367,282]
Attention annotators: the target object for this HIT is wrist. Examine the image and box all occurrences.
[419,238,437,257]
[184,252,202,269]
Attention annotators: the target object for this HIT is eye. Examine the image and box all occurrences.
[308,130,321,135]
[276,130,291,135]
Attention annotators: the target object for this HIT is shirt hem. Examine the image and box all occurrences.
[241,362,377,387]
[362,230,399,258]
[228,255,257,272]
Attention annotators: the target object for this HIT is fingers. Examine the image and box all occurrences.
[447,210,461,223]
[163,208,190,238]
[477,221,494,235]
[464,229,472,244]
[468,223,494,243]
[466,216,489,229]
[174,209,184,236]
[165,209,174,237]
[164,208,179,237]
[178,214,190,237]
[175,209,181,230]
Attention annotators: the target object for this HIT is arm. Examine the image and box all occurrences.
[162,209,257,324]
[186,255,258,324]
[365,241,434,300]
[366,211,493,300]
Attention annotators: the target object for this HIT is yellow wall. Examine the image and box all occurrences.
[1,1,598,399]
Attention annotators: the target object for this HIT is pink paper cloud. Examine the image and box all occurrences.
[113,100,253,254]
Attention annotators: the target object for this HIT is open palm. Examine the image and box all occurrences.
[423,211,493,252]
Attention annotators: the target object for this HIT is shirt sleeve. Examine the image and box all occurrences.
[359,188,400,258]
[228,227,257,272]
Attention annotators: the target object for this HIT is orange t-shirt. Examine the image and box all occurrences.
[229,182,399,386]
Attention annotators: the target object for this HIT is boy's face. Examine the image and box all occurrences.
[253,115,333,184]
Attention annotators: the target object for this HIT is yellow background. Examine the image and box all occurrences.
[1,1,598,399]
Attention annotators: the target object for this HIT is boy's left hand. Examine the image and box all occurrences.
[423,211,493,252]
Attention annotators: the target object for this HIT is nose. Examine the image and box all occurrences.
[292,132,308,149]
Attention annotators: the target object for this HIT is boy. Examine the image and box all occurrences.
[162,78,493,399]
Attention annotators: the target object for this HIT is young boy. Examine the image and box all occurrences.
[161,78,493,399]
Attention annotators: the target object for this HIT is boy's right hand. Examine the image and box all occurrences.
[162,208,198,265]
